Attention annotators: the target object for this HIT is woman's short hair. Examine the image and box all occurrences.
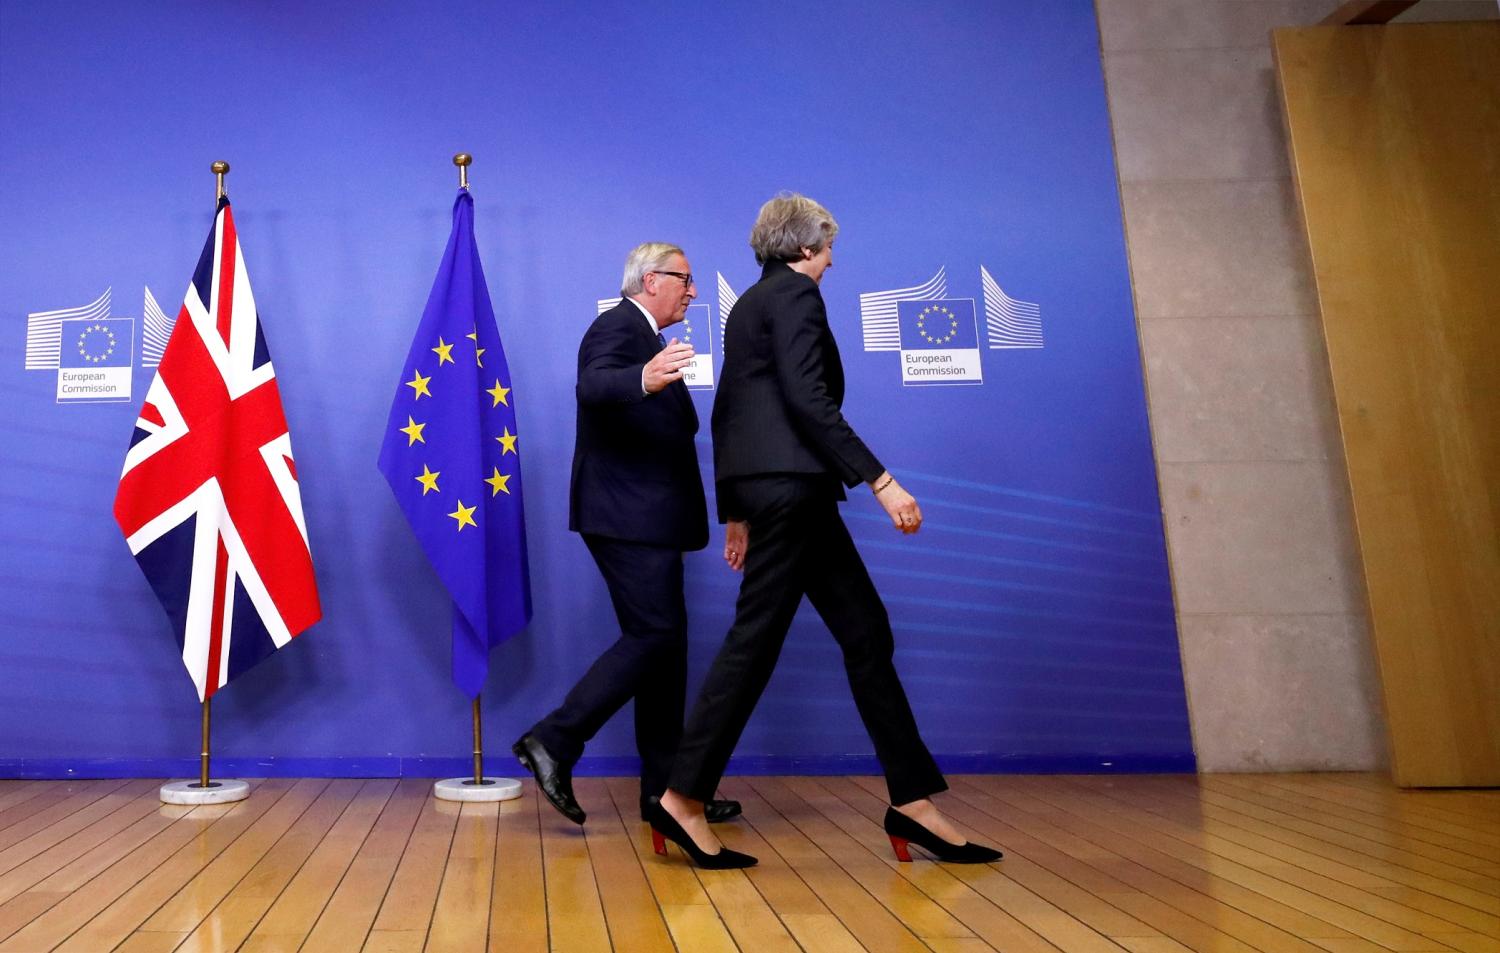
[749,192,839,264]
[621,242,685,296]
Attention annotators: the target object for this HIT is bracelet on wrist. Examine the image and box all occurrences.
[872,475,895,494]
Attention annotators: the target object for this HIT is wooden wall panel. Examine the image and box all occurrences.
[1273,22,1500,787]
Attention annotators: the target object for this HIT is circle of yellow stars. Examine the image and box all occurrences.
[916,305,960,345]
[399,327,520,532]
[77,323,117,364]
[679,315,692,346]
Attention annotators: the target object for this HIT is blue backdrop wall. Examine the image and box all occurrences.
[0,0,1194,778]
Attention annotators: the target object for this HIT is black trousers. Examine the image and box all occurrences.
[531,534,687,801]
[669,475,947,806]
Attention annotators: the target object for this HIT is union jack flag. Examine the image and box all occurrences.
[114,197,321,701]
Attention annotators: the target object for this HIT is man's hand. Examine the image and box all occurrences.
[871,472,922,534]
[724,520,748,571]
[643,340,695,393]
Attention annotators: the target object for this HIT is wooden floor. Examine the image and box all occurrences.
[0,775,1495,952]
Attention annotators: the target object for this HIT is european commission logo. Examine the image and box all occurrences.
[24,287,175,404]
[597,270,739,390]
[860,266,1043,386]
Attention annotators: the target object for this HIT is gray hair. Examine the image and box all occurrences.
[749,192,839,264]
[620,242,685,296]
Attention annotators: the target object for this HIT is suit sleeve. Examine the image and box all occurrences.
[769,280,885,487]
[576,315,648,406]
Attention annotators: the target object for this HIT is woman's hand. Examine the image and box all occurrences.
[871,472,922,534]
[724,520,748,570]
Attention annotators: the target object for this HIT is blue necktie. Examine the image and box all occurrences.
[657,332,666,349]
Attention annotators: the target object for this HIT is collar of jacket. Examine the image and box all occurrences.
[760,259,798,280]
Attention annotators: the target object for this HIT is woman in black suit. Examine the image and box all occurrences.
[644,193,1002,869]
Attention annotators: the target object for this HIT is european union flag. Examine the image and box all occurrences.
[897,298,980,350]
[377,189,532,698]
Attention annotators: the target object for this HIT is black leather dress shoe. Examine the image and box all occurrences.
[640,797,742,824]
[512,732,585,825]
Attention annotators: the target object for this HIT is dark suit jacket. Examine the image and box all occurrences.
[568,299,709,551]
[711,261,884,521]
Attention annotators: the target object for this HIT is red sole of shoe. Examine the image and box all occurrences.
[889,834,912,862]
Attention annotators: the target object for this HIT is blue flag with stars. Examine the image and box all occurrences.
[378,189,532,697]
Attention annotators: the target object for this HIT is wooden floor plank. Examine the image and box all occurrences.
[1102,776,1500,902]
[366,779,460,941]
[0,780,287,951]
[739,777,933,953]
[573,778,678,953]
[938,777,1281,953]
[488,783,549,953]
[1052,777,1470,939]
[0,783,63,829]
[0,783,127,851]
[1062,775,1466,949]
[539,782,610,953]
[601,778,742,952]
[847,777,1161,943]
[759,777,982,945]
[822,776,1125,953]
[0,781,164,906]
[1211,776,1499,866]
[1102,782,1500,938]
[1274,778,1500,844]
[783,776,1071,953]
[50,778,327,953]
[0,772,1491,951]
[300,778,429,953]
[1079,776,1500,915]
[0,780,151,878]
[422,799,498,953]
[143,778,354,939]
[1000,778,1350,947]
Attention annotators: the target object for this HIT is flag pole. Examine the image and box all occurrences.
[199,698,212,788]
[159,159,251,807]
[472,695,484,785]
[430,151,522,805]
[200,160,226,793]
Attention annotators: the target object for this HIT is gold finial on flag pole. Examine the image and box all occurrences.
[453,153,471,190]
[212,161,230,201]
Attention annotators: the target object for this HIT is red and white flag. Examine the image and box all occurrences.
[114,198,321,701]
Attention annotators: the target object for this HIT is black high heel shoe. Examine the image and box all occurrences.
[644,799,758,869]
[884,807,1002,864]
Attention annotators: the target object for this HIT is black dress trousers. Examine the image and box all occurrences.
[669,475,947,806]
[532,534,688,800]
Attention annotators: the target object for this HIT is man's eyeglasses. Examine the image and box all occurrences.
[651,270,695,288]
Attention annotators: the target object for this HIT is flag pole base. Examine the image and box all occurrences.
[160,779,250,805]
[433,777,522,802]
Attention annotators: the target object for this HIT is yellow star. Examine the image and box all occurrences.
[466,330,485,367]
[406,369,432,400]
[399,416,426,446]
[485,468,512,496]
[415,464,440,495]
[496,427,518,455]
[431,337,455,365]
[487,380,511,407]
[448,499,478,530]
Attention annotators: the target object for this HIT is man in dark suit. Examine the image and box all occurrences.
[513,242,740,827]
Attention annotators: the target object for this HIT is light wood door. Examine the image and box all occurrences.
[1274,22,1500,786]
